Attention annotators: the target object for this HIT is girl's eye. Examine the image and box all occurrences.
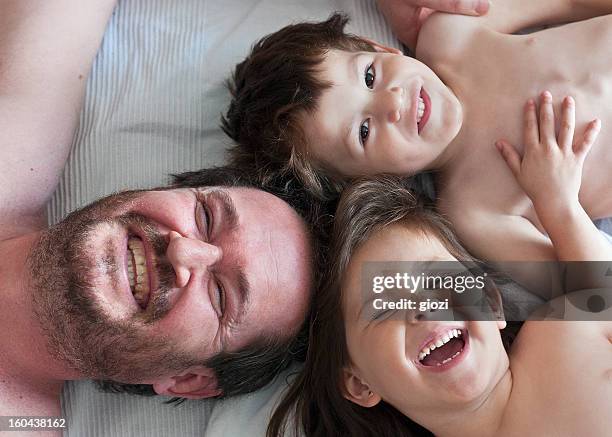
[373,309,390,320]
[364,63,375,88]
[373,309,397,321]
[359,119,370,145]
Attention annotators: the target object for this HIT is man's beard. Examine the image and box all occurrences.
[28,190,202,383]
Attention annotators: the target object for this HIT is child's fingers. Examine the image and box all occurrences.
[574,119,601,157]
[557,96,575,151]
[538,91,555,147]
[496,140,522,179]
[524,99,539,149]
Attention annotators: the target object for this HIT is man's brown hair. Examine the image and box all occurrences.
[222,13,375,200]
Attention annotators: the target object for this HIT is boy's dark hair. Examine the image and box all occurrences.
[222,13,375,200]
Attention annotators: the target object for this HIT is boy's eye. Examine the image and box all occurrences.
[364,63,375,89]
[360,119,370,145]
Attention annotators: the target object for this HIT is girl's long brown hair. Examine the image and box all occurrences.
[267,175,522,437]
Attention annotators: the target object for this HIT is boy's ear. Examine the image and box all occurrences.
[152,366,222,399]
[362,38,402,55]
[342,367,381,408]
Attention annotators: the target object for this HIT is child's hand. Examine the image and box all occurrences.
[376,0,490,50]
[495,91,601,218]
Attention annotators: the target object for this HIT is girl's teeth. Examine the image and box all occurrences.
[418,329,464,362]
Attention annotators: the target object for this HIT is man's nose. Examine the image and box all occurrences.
[375,86,403,123]
[166,231,222,287]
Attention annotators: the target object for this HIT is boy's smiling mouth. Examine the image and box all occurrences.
[417,87,431,134]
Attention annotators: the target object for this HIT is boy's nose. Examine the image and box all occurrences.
[377,86,403,123]
[166,231,223,287]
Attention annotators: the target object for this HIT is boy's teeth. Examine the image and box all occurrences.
[417,96,425,123]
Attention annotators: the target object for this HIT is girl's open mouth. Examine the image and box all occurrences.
[417,328,468,371]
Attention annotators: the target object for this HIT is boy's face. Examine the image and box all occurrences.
[302,47,462,176]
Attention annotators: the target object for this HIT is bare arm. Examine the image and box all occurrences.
[452,209,562,295]
[375,0,491,51]
[381,0,612,51]
[476,0,612,34]
[0,0,117,240]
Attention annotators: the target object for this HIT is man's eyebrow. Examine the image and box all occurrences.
[222,266,250,350]
[208,189,238,231]
[233,268,251,326]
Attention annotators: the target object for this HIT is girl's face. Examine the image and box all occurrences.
[341,224,508,425]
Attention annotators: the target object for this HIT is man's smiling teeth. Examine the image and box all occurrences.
[418,329,462,362]
[127,237,150,307]
[417,96,425,123]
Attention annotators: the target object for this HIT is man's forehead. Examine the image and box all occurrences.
[198,185,276,202]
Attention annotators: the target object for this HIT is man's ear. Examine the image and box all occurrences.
[342,367,381,408]
[362,37,402,55]
[152,367,222,399]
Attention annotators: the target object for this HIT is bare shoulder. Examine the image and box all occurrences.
[507,321,611,435]
[0,383,63,437]
[514,321,612,402]
[416,13,490,66]
[0,374,61,417]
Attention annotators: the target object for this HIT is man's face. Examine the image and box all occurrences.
[30,186,312,383]
[302,48,462,176]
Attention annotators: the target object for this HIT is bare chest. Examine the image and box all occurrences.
[438,18,612,221]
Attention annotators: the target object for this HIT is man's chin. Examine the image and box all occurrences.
[27,188,192,380]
